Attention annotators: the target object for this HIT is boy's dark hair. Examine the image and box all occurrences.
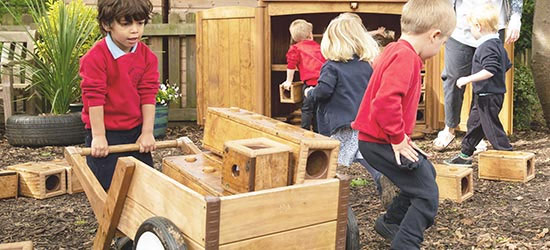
[97,0,153,34]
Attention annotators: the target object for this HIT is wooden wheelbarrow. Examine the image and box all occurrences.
[64,137,352,250]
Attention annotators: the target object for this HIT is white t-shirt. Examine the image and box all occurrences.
[451,0,508,47]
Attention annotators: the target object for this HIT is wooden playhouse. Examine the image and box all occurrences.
[195,0,515,134]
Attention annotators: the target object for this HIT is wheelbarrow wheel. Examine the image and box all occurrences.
[346,206,361,250]
[134,217,187,250]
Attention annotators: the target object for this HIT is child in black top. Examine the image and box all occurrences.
[445,4,513,167]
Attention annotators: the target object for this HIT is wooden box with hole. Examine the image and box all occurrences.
[0,241,33,250]
[7,162,66,199]
[434,164,473,203]
[279,81,303,103]
[64,137,356,250]
[46,158,84,194]
[478,150,535,183]
[0,170,18,200]
[203,107,340,184]
[222,137,292,193]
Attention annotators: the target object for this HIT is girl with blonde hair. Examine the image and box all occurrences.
[305,13,389,201]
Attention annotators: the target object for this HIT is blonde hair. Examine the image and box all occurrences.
[320,13,379,62]
[467,4,499,32]
[401,0,456,37]
[289,19,313,42]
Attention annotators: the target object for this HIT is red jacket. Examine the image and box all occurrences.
[351,40,423,144]
[286,39,326,86]
[79,39,159,130]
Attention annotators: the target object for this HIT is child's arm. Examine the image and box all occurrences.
[456,69,493,89]
[306,63,336,102]
[136,104,156,153]
[281,45,299,90]
[89,106,109,158]
[281,69,296,90]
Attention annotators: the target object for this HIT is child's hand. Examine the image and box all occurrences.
[280,81,292,90]
[304,86,313,98]
[91,135,109,158]
[456,77,470,89]
[137,132,156,153]
[391,135,419,165]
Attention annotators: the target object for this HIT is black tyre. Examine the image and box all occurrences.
[134,217,187,250]
[5,113,85,146]
[346,206,361,250]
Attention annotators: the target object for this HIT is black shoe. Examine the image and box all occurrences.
[114,237,133,250]
[444,154,473,167]
[374,215,399,242]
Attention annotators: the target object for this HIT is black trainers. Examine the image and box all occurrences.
[374,215,400,242]
[444,154,473,167]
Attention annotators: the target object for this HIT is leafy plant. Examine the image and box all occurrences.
[350,178,368,187]
[0,0,100,114]
[513,64,540,130]
[0,0,28,23]
[156,81,181,105]
[515,0,534,57]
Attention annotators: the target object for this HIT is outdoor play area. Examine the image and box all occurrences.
[1,0,549,249]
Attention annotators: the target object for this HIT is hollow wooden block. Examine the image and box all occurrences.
[203,107,340,184]
[478,150,535,183]
[7,162,66,199]
[47,158,84,194]
[279,81,303,103]
[163,153,226,197]
[0,241,33,250]
[222,137,292,193]
[434,164,473,203]
[0,170,18,200]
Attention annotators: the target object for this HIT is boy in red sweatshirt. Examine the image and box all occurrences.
[79,0,159,191]
[351,0,456,249]
[280,19,326,132]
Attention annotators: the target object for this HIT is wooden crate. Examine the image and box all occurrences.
[222,138,292,193]
[203,107,340,184]
[0,241,33,250]
[46,159,84,194]
[478,150,535,182]
[434,164,473,203]
[163,153,226,197]
[279,81,303,103]
[0,170,18,200]
[7,162,66,199]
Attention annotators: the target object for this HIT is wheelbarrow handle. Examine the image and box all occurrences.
[79,140,179,156]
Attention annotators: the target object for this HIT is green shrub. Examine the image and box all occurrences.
[0,0,28,23]
[515,0,534,56]
[513,64,539,130]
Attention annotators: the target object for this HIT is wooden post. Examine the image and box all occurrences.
[185,13,197,114]
[149,13,164,83]
[168,12,182,110]
[93,158,136,250]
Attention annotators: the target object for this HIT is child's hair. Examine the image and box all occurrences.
[97,0,154,34]
[401,0,456,37]
[467,4,499,33]
[289,19,313,42]
[320,13,379,62]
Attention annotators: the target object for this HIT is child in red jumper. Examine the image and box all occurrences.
[280,19,326,132]
[351,0,456,248]
[79,0,159,191]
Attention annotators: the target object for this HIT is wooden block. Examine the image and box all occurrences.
[434,164,473,203]
[0,241,33,250]
[0,170,18,200]
[478,150,535,182]
[222,137,292,193]
[47,159,84,194]
[203,107,340,184]
[279,81,303,103]
[162,153,226,196]
[7,161,66,199]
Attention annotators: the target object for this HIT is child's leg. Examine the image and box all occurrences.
[301,85,316,131]
[461,96,486,156]
[477,94,512,151]
[359,141,438,250]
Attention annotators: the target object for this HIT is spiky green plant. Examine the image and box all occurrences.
[1,0,100,114]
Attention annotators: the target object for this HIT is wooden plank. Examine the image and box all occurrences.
[149,37,164,84]
[206,19,219,109]
[228,18,240,108]
[186,14,197,110]
[239,18,253,112]
[200,6,256,20]
[196,11,205,124]
[0,241,33,250]
[93,158,135,250]
[162,154,225,197]
[143,23,196,36]
[219,221,337,249]
[0,171,18,199]
[335,175,350,250]
[267,2,404,16]
[218,178,340,244]
[219,19,230,108]
[254,7,265,114]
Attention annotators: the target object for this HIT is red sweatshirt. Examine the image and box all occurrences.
[351,40,423,144]
[79,39,159,130]
[286,39,326,86]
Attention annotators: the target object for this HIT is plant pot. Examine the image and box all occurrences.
[69,103,84,113]
[154,104,169,138]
